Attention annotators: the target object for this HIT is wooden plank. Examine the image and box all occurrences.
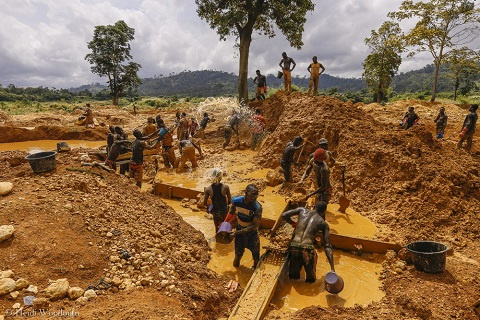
[327,233,402,254]
[154,183,202,199]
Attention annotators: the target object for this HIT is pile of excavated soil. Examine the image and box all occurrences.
[0,149,237,319]
[254,92,480,319]
[0,126,107,143]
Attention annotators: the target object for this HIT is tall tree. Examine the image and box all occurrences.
[195,0,315,102]
[362,21,405,103]
[85,20,142,105]
[444,47,480,100]
[389,0,480,102]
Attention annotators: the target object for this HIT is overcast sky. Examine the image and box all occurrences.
[0,0,472,89]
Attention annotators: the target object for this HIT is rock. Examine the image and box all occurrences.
[0,270,14,279]
[15,278,29,290]
[0,225,15,243]
[0,182,13,196]
[76,296,88,305]
[83,289,97,300]
[67,287,84,300]
[12,302,21,309]
[266,169,284,187]
[0,278,16,295]
[45,278,69,301]
[33,297,50,310]
[25,285,38,294]
[9,291,19,300]
[111,277,123,287]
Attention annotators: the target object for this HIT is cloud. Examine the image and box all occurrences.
[0,0,476,88]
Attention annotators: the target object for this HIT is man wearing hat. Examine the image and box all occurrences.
[281,201,335,283]
[204,169,232,231]
[458,104,478,151]
[300,148,331,206]
[310,137,340,169]
[434,107,448,139]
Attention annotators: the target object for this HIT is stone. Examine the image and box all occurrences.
[12,302,21,309]
[45,278,69,301]
[15,278,29,290]
[0,182,13,196]
[0,270,14,279]
[76,296,88,305]
[0,225,15,243]
[266,170,283,187]
[83,289,97,300]
[33,297,50,310]
[25,285,38,294]
[0,278,16,295]
[67,287,84,300]
[9,291,19,300]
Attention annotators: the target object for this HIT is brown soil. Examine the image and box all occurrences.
[1,93,479,319]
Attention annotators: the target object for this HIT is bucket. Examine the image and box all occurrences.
[324,271,344,294]
[277,71,283,79]
[25,151,57,173]
[216,222,233,244]
[406,241,448,273]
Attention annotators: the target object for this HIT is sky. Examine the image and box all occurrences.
[0,0,474,89]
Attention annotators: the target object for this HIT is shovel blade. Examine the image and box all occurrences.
[338,196,351,213]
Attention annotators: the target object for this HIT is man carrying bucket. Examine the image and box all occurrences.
[204,169,232,231]
[281,201,335,283]
[224,184,262,269]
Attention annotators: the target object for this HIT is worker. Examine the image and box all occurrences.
[114,126,130,175]
[250,109,266,150]
[433,107,448,139]
[280,136,304,183]
[224,184,262,269]
[279,52,296,93]
[196,112,213,139]
[253,70,267,101]
[175,111,181,139]
[223,111,240,149]
[307,56,325,96]
[458,104,478,151]
[300,148,331,207]
[106,126,115,156]
[178,112,190,141]
[148,119,177,169]
[142,117,157,136]
[189,117,198,137]
[400,106,419,129]
[281,201,335,283]
[79,104,95,128]
[309,138,341,169]
[104,140,131,171]
[129,129,156,187]
[204,169,232,231]
[176,139,203,173]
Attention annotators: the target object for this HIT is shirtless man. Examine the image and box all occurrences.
[223,111,240,149]
[178,113,190,141]
[281,201,335,283]
[104,139,131,171]
[129,129,156,187]
[307,56,325,96]
[458,104,478,151]
[253,70,267,101]
[176,139,203,173]
[281,136,304,183]
[204,169,232,231]
[300,148,331,209]
[142,117,157,136]
[279,52,296,93]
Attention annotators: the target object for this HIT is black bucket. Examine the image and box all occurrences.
[25,151,57,173]
[406,241,448,273]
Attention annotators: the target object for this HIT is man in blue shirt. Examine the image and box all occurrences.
[224,184,262,269]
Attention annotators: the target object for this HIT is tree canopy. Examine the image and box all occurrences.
[85,20,142,105]
[195,0,315,101]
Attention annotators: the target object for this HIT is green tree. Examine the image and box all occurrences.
[362,21,404,103]
[85,20,142,105]
[444,47,480,100]
[389,0,480,102]
[195,0,315,102]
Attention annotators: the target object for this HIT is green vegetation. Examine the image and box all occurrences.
[85,20,142,106]
[195,0,314,101]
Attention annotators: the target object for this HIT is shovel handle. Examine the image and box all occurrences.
[341,166,346,197]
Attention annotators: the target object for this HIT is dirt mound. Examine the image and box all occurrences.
[0,125,107,143]
[0,149,235,318]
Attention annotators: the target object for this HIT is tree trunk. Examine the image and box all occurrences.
[112,95,119,106]
[430,61,440,102]
[453,77,459,101]
[377,81,383,103]
[238,29,252,103]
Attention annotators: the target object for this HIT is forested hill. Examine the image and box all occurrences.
[137,70,366,97]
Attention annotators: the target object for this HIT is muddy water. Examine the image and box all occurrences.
[0,140,104,152]
[270,251,384,313]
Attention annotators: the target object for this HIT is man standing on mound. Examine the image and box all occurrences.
[279,52,296,93]
[458,104,478,151]
[307,56,325,96]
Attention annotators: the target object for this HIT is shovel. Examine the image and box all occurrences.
[338,165,350,213]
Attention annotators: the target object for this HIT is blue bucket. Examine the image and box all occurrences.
[216,222,233,244]
[324,272,344,294]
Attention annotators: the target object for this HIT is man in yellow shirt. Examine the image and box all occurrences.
[307,56,325,96]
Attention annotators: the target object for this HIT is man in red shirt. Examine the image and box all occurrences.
[251,109,266,150]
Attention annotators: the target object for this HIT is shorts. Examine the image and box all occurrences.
[129,162,143,182]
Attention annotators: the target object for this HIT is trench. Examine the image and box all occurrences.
[0,140,104,152]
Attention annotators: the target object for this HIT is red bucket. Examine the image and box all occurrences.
[216,222,233,244]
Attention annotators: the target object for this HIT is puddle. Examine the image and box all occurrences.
[270,251,384,312]
[326,204,377,238]
[0,140,104,152]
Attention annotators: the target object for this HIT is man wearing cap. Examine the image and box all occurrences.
[434,107,448,139]
[204,169,232,231]
[281,201,335,283]
[300,148,331,206]
[279,52,296,93]
[307,56,325,96]
[400,106,419,129]
[309,138,342,169]
[458,104,478,151]
[224,184,262,269]
[281,136,304,183]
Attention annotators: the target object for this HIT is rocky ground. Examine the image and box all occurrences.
[1,93,479,319]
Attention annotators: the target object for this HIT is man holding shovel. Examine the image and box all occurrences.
[281,136,304,184]
[300,148,331,208]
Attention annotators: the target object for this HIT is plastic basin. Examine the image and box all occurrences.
[216,222,233,244]
[25,151,57,173]
[324,271,344,294]
[406,241,448,273]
